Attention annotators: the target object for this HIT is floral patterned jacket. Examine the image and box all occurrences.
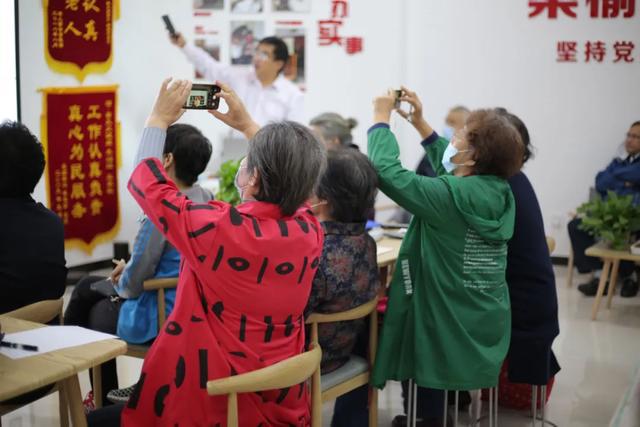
[305,221,380,373]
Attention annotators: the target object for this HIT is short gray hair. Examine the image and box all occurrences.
[309,112,358,147]
[247,121,326,216]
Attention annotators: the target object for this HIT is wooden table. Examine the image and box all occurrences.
[585,243,640,320]
[376,237,401,289]
[0,317,127,426]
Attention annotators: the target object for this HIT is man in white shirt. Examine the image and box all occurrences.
[170,33,304,129]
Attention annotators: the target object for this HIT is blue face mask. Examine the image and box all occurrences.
[441,125,454,141]
[441,143,471,173]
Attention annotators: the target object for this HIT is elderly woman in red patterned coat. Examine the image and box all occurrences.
[110,79,326,426]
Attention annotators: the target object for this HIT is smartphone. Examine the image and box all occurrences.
[394,89,403,109]
[183,84,222,110]
[162,15,177,37]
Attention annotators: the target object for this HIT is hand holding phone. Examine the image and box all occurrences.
[163,15,186,47]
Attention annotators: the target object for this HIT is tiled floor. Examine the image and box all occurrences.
[3,266,640,426]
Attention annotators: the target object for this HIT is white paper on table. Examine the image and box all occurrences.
[0,326,117,359]
[377,246,393,256]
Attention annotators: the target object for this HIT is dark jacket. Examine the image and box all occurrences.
[506,172,560,384]
[595,155,640,205]
[0,196,67,313]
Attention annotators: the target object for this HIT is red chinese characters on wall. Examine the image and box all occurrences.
[317,0,363,55]
[529,0,635,18]
[45,0,120,81]
[41,86,120,253]
[587,0,635,18]
[530,1,637,64]
[557,40,636,63]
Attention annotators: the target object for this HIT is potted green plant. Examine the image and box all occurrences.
[577,191,640,250]
[215,159,241,206]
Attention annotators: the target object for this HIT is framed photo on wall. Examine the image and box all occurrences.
[276,27,305,87]
[230,21,264,64]
[272,0,311,12]
[193,0,224,10]
[231,0,263,13]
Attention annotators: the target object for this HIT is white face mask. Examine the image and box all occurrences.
[441,143,472,174]
[234,164,252,200]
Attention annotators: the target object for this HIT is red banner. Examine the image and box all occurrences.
[41,86,120,254]
[44,0,120,81]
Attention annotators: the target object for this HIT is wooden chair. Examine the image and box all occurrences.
[0,298,69,427]
[93,277,178,407]
[123,277,178,358]
[546,236,556,255]
[306,297,379,427]
[207,345,322,427]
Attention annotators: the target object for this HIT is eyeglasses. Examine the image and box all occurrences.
[254,50,271,61]
[627,132,640,140]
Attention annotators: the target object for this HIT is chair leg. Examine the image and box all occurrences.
[489,387,493,427]
[540,385,547,427]
[531,386,537,427]
[368,386,378,427]
[311,370,322,427]
[407,379,413,427]
[454,391,459,427]
[494,385,499,427]
[592,260,612,320]
[443,389,448,427]
[566,248,575,288]
[92,366,103,408]
[227,392,238,427]
[62,376,88,427]
[58,383,69,427]
[607,259,621,309]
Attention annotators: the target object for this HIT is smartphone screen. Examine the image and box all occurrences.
[183,84,221,110]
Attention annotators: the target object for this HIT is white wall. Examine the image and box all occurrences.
[0,0,17,122]
[18,1,639,265]
[18,0,405,266]
[400,0,640,256]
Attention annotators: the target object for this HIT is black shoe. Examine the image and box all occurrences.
[621,278,639,297]
[392,415,424,427]
[578,278,608,297]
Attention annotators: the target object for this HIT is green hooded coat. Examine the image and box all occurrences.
[369,125,514,390]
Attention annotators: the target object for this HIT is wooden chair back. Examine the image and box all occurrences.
[2,298,64,324]
[305,297,379,426]
[207,345,322,427]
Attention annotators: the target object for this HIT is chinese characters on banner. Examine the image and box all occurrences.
[41,86,120,253]
[44,0,120,81]
[528,0,637,63]
[318,0,363,55]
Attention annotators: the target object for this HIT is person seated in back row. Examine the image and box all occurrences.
[305,148,381,426]
[568,120,640,298]
[64,123,214,409]
[0,121,67,314]
[310,112,359,150]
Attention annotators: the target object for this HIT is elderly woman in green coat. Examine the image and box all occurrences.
[369,88,524,422]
